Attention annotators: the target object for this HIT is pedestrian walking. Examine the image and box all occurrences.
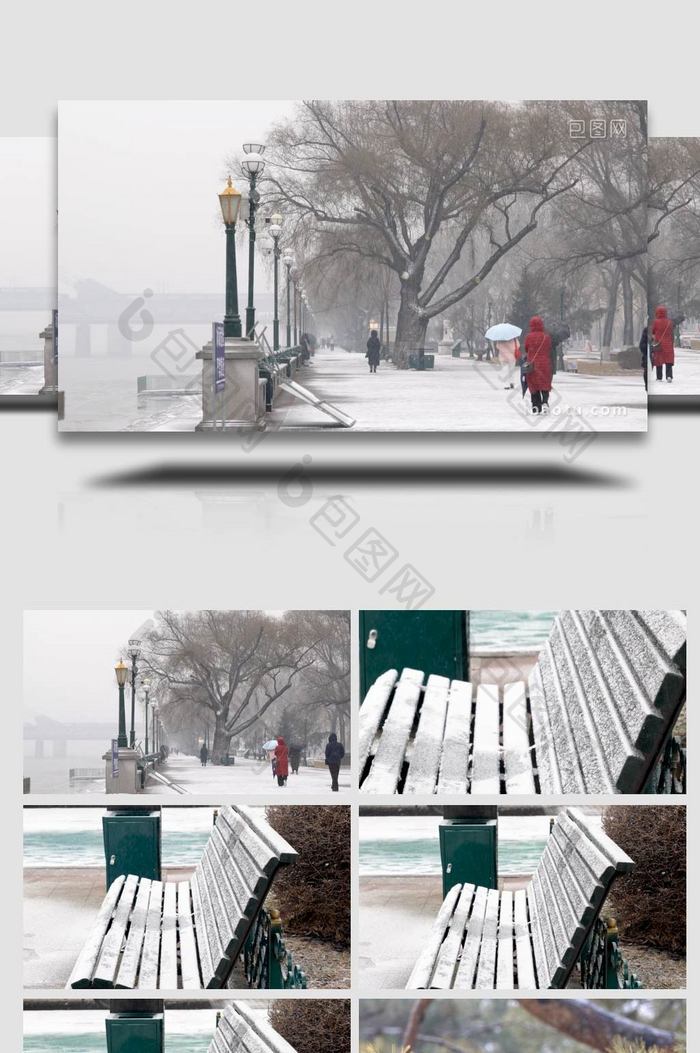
[200,743,208,767]
[651,305,675,382]
[274,736,289,787]
[640,325,649,392]
[325,732,345,792]
[522,315,553,413]
[288,743,302,775]
[495,337,520,389]
[366,331,381,373]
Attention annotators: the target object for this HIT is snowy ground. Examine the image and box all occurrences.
[0,363,43,394]
[143,753,351,795]
[268,347,647,432]
[649,347,700,398]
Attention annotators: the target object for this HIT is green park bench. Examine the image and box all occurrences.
[359,609,686,795]
[209,1003,296,1053]
[68,805,299,990]
[406,807,635,990]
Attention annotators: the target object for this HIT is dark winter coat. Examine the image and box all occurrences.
[325,733,345,766]
[274,736,289,778]
[366,333,381,366]
[200,745,208,763]
[522,316,553,393]
[651,306,675,366]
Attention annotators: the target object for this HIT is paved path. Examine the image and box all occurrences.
[650,347,700,397]
[268,348,646,432]
[143,753,351,795]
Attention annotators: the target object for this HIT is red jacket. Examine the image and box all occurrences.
[274,737,289,778]
[523,316,553,393]
[651,306,675,366]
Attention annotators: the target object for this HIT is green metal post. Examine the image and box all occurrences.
[245,170,258,338]
[272,238,280,351]
[130,655,137,748]
[267,908,285,989]
[224,222,242,338]
[117,683,128,748]
[285,263,292,347]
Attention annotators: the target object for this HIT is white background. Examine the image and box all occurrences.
[3,0,695,1047]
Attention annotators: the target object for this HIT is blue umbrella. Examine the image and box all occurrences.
[485,322,522,341]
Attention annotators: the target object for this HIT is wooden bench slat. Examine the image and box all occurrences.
[93,873,140,987]
[177,880,201,988]
[495,889,514,989]
[430,883,475,989]
[189,873,217,989]
[453,885,489,988]
[361,669,425,794]
[135,880,164,989]
[405,883,462,989]
[470,684,500,793]
[513,888,536,989]
[358,669,399,776]
[502,681,536,793]
[159,881,178,988]
[474,887,500,989]
[211,1004,298,1053]
[403,675,451,795]
[436,680,472,794]
[68,875,126,988]
[114,877,151,989]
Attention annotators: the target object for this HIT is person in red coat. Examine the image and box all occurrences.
[522,316,553,413]
[274,736,289,787]
[651,305,675,383]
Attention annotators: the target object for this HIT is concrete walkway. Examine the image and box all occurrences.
[359,874,528,990]
[143,753,351,795]
[268,347,646,432]
[24,866,193,988]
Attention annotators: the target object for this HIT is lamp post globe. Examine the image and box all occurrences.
[114,658,129,748]
[219,176,243,339]
[282,252,294,347]
[241,143,266,339]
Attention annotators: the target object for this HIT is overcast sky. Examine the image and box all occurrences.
[58,101,297,296]
[0,136,54,288]
[23,610,154,722]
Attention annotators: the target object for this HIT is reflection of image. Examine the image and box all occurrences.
[358,609,686,795]
[58,100,647,433]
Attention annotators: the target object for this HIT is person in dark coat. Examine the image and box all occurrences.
[639,326,649,391]
[366,331,381,373]
[274,736,289,787]
[651,305,674,382]
[200,743,209,767]
[522,315,553,413]
[288,743,302,774]
[325,732,345,792]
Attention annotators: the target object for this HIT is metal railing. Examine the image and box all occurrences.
[244,907,307,989]
[578,915,641,989]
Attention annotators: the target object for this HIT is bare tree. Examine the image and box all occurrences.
[518,1000,676,1052]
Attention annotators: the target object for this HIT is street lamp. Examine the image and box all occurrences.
[114,658,129,749]
[241,143,266,339]
[268,212,283,351]
[219,176,243,338]
[127,638,141,748]
[142,679,150,755]
[283,252,294,347]
[152,704,159,754]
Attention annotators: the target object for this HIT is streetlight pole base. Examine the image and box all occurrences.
[196,336,267,430]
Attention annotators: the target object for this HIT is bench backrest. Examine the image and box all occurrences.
[192,805,297,988]
[530,610,686,793]
[209,1003,296,1053]
[528,807,634,988]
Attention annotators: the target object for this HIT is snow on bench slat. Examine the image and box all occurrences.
[361,668,424,794]
[436,679,472,794]
[358,669,399,775]
[431,883,475,988]
[405,883,462,989]
[513,889,536,989]
[470,684,501,794]
[496,889,514,990]
[403,674,451,795]
[502,681,536,793]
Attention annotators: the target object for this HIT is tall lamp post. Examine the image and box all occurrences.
[127,638,141,748]
[283,252,294,347]
[152,705,159,755]
[293,275,299,346]
[114,659,129,748]
[241,143,266,338]
[142,679,150,755]
[219,176,243,338]
[268,212,283,350]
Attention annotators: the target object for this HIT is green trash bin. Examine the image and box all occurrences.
[106,1013,164,1053]
[360,610,469,698]
[102,808,161,890]
[439,807,498,896]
